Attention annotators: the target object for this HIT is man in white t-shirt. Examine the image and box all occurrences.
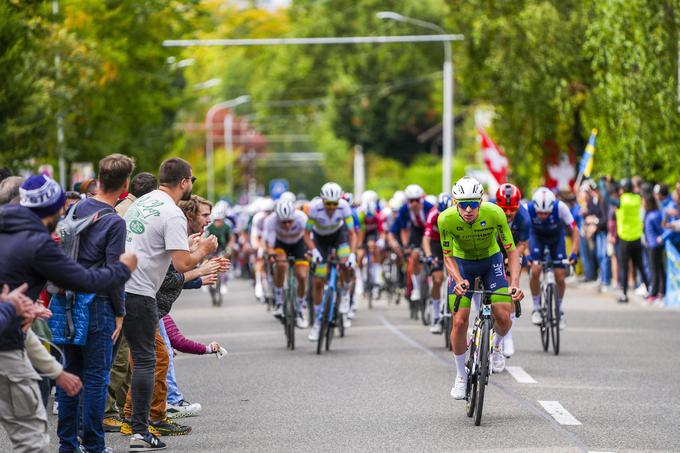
[123,157,217,450]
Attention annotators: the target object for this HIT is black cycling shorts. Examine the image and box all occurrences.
[274,238,307,262]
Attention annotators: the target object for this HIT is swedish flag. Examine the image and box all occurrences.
[578,129,598,178]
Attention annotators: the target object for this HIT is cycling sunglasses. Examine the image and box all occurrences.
[408,198,421,204]
[323,201,338,207]
[458,200,480,209]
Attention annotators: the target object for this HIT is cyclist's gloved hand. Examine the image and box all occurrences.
[425,255,434,265]
[348,252,357,268]
[569,252,578,265]
[311,248,323,263]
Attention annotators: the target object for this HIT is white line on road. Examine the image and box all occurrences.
[538,401,582,426]
[506,366,537,384]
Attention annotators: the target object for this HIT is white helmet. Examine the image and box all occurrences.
[532,187,556,213]
[260,197,275,212]
[279,191,296,203]
[211,200,228,221]
[275,200,295,221]
[404,184,425,200]
[391,190,406,208]
[425,194,437,206]
[320,182,342,202]
[451,176,484,201]
[361,190,378,203]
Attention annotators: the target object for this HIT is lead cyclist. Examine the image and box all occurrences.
[438,176,525,400]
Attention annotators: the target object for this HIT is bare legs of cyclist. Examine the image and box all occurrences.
[429,267,443,333]
[530,263,567,327]
[407,248,422,301]
[272,250,309,328]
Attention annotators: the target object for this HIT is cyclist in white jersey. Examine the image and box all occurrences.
[250,198,274,301]
[264,200,309,328]
[304,182,357,341]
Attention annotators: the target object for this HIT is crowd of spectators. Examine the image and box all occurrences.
[569,176,680,304]
[0,156,229,453]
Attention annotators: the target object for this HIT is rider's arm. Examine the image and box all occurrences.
[422,235,432,256]
[558,201,580,257]
[506,247,521,288]
[303,218,316,251]
[344,214,357,253]
[400,229,409,248]
[443,256,464,285]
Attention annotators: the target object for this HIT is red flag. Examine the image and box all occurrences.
[478,128,509,184]
[543,141,576,192]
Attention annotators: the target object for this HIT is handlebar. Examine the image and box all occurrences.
[452,287,521,318]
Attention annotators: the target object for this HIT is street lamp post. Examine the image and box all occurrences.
[377,12,455,193]
[205,95,250,202]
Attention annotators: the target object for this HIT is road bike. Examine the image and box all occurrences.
[362,248,377,309]
[453,287,520,426]
[280,255,298,350]
[316,250,345,354]
[382,250,401,305]
[534,247,569,355]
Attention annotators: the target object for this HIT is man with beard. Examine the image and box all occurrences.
[122,158,217,450]
[0,175,137,453]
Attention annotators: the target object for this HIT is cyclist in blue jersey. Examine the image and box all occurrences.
[494,183,530,357]
[387,184,434,302]
[527,187,580,329]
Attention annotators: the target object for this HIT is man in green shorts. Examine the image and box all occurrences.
[438,176,524,400]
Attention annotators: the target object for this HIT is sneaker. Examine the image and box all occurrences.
[411,287,421,302]
[296,310,308,329]
[491,345,506,373]
[339,293,351,314]
[343,313,351,329]
[531,310,542,325]
[371,287,380,300]
[645,295,657,305]
[129,432,166,451]
[429,321,442,334]
[120,421,160,437]
[103,415,124,432]
[220,285,228,295]
[308,323,320,341]
[599,284,611,294]
[272,304,283,319]
[166,400,201,419]
[149,418,191,437]
[634,285,648,297]
[559,316,566,330]
[617,295,629,303]
[347,308,356,320]
[503,337,515,358]
[450,374,467,400]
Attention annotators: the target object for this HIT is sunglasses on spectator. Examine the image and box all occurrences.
[324,201,338,207]
[458,201,480,209]
[184,176,197,184]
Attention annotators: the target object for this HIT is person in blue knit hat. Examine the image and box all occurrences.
[0,174,138,453]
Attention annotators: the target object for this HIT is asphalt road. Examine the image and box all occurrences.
[4,276,680,453]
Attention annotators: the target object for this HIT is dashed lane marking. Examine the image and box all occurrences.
[506,366,537,384]
[539,400,582,426]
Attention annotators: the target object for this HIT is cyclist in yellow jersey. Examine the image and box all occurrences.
[438,177,524,399]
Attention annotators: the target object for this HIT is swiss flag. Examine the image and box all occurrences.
[478,128,509,184]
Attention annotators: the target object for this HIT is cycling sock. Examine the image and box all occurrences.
[341,282,350,296]
[556,296,563,315]
[432,299,441,320]
[454,353,467,377]
[505,314,515,341]
[297,297,307,310]
[532,295,541,310]
[410,274,420,292]
[274,288,283,305]
[371,263,382,283]
[493,333,505,348]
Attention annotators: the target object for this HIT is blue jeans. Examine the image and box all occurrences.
[57,297,115,453]
[579,232,596,280]
[158,319,184,405]
[594,232,611,286]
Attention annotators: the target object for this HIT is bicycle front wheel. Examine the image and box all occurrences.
[317,291,331,355]
[466,323,479,418]
[286,284,296,350]
[540,285,550,352]
[550,284,560,355]
[474,320,490,426]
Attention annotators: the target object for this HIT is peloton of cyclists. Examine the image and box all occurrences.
[250,198,275,302]
[356,190,386,302]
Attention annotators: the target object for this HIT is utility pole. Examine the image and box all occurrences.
[54,0,66,188]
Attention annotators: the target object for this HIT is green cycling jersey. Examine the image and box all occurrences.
[437,202,515,260]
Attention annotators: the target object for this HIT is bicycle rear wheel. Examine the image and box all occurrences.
[540,285,550,352]
[474,320,490,426]
[444,315,452,350]
[550,284,560,355]
[317,292,331,355]
[326,295,336,351]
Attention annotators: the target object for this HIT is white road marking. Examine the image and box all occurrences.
[538,401,582,426]
[506,366,537,384]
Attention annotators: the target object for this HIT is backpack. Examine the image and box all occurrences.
[48,201,116,345]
